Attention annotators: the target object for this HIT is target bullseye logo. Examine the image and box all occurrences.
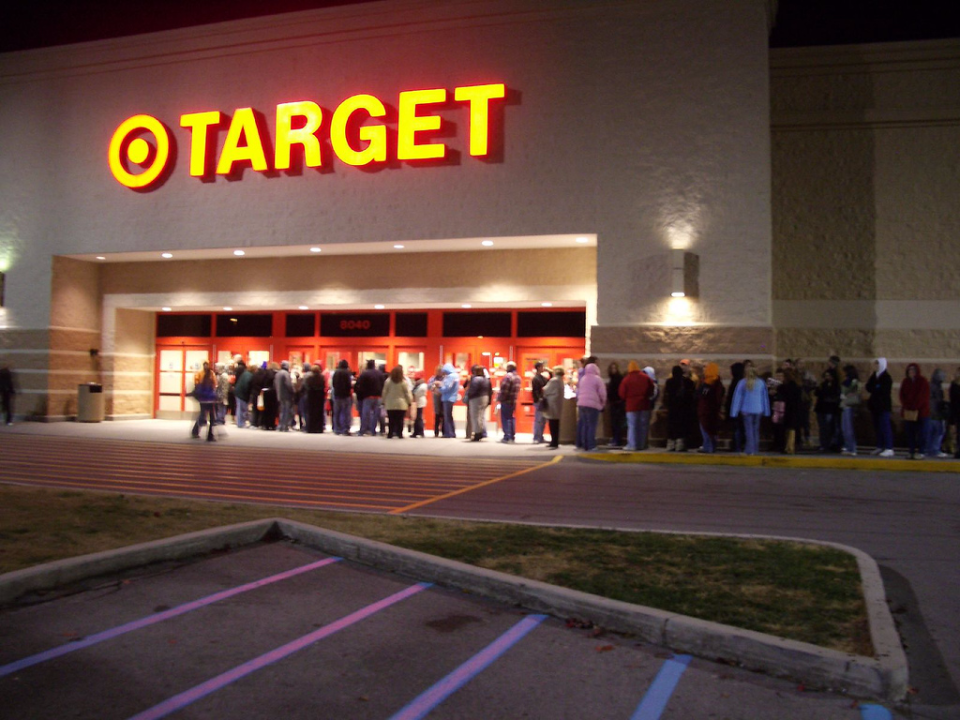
[108,114,171,189]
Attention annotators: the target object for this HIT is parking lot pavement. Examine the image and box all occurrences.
[0,541,900,719]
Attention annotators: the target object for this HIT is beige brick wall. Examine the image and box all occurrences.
[770,40,960,366]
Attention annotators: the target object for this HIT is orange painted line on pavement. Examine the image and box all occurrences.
[388,454,562,515]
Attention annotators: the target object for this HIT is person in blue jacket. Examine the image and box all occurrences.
[191,362,219,441]
[729,363,771,455]
[440,363,461,438]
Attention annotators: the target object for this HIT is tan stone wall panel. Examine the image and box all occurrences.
[101,355,154,373]
[0,330,49,352]
[50,256,102,332]
[772,129,877,301]
[49,328,101,353]
[108,393,153,416]
[591,325,775,357]
[105,374,153,393]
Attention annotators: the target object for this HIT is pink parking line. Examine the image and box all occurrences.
[0,556,341,678]
[126,582,432,720]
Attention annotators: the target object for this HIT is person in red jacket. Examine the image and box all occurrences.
[618,361,654,451]
[900,363,931,459]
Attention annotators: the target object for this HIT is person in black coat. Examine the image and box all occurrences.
[866,357,894,455]
[0,365,15,424]
[260,364,278,430]
[248,364,266,428]
[304,368,326,433]
[663,365,696,451]
[813,368,841,452]
[606,362,626,447]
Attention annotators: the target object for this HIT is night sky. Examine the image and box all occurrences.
[1,0,959,53]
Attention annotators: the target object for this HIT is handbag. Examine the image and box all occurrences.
[903,409,919,422]
[538,397,549,411]
[772,400,785,424]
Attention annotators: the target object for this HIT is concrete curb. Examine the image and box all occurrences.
[0,518,907,701]
[0,519,277,606]
[582,449,960,473]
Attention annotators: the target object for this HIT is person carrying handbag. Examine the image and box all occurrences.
[899,363,930,459]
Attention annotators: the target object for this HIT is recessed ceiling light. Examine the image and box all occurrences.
[461,304,472,309]
[233,250,245,256]
[161,307,171,312]
[96,256,106,260]
[310,247,321,253]
[374,304,385,310]
[223,306,232,311]
[298,306,308,310]
[161,252,173,259]
[575,237,589,244]
[481,240,494,247]
[541,302,553,307]
[393,244,404,249]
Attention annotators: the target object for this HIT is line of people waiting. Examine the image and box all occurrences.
[193,354,960,457]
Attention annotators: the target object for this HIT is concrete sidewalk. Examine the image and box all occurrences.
[4,418,958,472]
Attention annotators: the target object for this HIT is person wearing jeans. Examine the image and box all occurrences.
[497,362,521,443]
[619,362,654,451]
[439,363,460,438]
[866,357,895,457]
[530,362,548,443]
[575,363,607,451]
[839,365,861,455]
[927,368,948,457]
[729,365,770,455]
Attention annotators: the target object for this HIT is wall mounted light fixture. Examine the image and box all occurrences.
[671,249,699,298]
[671,249,686,297]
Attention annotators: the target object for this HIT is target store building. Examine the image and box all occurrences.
[1,0,957,422]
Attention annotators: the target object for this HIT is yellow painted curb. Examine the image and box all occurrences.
[580,451,960,473]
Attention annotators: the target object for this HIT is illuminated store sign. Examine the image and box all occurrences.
[108,83,506,190]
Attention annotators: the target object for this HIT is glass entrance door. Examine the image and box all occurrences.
[156,345,210,418]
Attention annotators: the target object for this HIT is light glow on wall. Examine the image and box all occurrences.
[664,296,695,325]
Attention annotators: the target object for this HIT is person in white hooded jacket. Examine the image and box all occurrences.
[576,363,607,451]
[866,357,894,457]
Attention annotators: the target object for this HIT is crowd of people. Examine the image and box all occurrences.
[189,354,960,458]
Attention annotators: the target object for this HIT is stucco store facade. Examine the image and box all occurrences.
[0,0,956,422]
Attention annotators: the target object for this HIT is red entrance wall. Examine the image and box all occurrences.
[155,308,585,432]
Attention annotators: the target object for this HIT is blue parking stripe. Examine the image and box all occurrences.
[387,613,547,720]
[630,654,692,720]
[127,582,431,720]
[0,556,340,678]
[860,704,893,720]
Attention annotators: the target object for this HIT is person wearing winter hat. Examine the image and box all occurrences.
[618,361,654,451]
[697,362,725,453]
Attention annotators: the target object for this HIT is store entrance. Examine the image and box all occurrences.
[156,345,210,418]
[516,346,583,432]
[153,309,586,431]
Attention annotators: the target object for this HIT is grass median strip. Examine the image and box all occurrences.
[0,485,870,655]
